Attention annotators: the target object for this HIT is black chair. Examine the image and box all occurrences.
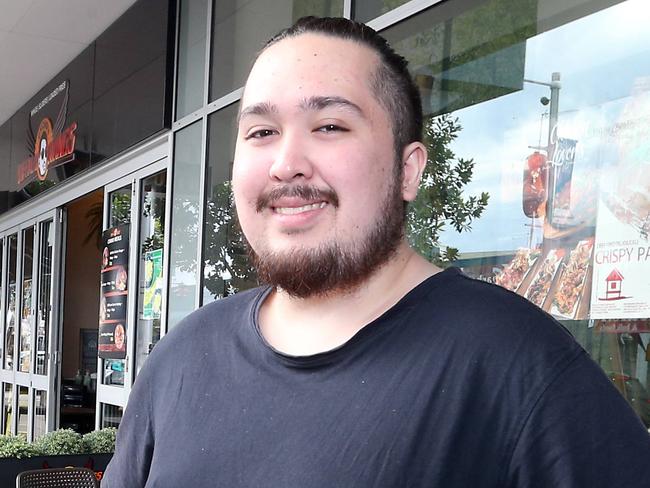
[16,467,98,488]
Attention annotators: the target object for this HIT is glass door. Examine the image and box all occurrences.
[0,209,64,440]
[97,158,168,428]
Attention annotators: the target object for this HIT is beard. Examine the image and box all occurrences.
[246,171,405,299]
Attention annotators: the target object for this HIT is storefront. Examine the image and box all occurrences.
[1,0,649,439]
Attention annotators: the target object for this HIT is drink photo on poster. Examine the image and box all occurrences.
[98,225,129,359]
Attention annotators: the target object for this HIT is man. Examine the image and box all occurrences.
[103,17,650,487]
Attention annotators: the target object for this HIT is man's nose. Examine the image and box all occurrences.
[268,132,313,181]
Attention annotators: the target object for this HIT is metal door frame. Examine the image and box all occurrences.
[0,208,63,440]
[96,156,169,428]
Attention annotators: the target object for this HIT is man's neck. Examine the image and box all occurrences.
[258,242,440,356]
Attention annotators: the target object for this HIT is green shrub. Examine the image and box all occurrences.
[82,427,117,453]
[34,429,84,456]
[0,434,40,459]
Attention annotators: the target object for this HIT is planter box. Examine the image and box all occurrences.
[0,453,112,486]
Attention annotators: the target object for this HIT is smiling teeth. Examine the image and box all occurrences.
[275,202,326,215]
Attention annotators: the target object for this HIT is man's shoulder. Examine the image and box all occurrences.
[151,286,266,358]
[411,267,580,357]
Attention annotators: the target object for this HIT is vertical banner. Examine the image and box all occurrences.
[98,225,129,359]
[549,137,578,227]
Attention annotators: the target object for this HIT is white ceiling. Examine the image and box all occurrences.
[0,0,138,126]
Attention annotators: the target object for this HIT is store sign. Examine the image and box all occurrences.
[594,319,650,334]
[99,225,130,359]
[16,80,77,187]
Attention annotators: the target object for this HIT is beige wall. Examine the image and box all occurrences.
[61,190,103,379]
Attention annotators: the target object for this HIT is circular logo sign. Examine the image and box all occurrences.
[34,118,53,181]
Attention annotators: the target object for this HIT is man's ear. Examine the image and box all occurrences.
[400,141,427,202]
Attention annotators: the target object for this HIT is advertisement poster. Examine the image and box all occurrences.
[589,201,650,319]
[98,225,129,359]
[589,79,650,320]
[142,249,163,320]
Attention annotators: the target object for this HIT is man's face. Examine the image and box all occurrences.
[233,33,408,296]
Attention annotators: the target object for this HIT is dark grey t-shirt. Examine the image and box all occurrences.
[103,268,650,487]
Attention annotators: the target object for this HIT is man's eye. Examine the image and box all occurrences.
[316,124,348,133]
[245,129,276,140]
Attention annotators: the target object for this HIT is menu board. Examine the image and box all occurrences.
[98,225,129,359]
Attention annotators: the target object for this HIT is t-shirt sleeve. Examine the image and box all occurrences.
[505,351,650,488]
[101,366,155,487]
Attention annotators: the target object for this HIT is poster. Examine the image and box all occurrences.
[589,201,650,319]
[98,225,129,359]
[142,249,163,319]
[589,80,650,320]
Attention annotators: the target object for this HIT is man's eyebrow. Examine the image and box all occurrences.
[238,102,278,123]
[299,96,365,117]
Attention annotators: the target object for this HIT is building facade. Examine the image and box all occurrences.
[1,0,649,440]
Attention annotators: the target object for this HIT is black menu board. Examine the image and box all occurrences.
[98,225,129,359]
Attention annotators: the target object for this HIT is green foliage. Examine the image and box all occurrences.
[0,435,39,459]
[34,429,84,456]
[407,114,489,266]
[82,427,117,454]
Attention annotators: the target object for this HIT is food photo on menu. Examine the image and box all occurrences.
[523,249,565,309]
[550,239,594,319]
[494,248,541,292]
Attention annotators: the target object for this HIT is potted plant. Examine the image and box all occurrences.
[0,428,115,485]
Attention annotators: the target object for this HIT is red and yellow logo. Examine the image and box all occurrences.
[17,118,77,186]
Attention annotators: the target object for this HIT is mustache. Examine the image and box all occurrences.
[256,185,339,212]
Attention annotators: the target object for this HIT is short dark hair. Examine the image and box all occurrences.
[261,16,423,159]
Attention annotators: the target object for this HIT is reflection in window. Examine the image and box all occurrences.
[110,186,132,227]
[33,390,47,440]
[2,383,12,435]
[203,105,257,304]
[136,171,167,375]
[386,0,650,426]
[101,403,123,428]
[35,221,53,376]
[0,239,3,362]
[354,0,411,22]
[4,235,17,370]
[168,121,203,328]
[19,228,34,373]
[209,0,343,101]
[17,386,28,436]
[176,0,208,119]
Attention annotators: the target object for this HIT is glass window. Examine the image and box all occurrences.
[35,221,53,376]
[109,186,132,227]
[101,403,123,428]
[385,0,650,427]
[19,227,34,373]
[209,0,343,101]
[33,390,47,440]
[0,239,3,362]
[354,0,411,22]
[176,0,209,119]
[4,234,17,370]
[2,383,12,435]
[203,105,257,304]
[17,386,28,436]
[168,121,203,328]
[135,171,167,375]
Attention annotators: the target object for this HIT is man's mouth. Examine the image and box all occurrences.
[274,202,327,215]
[257,185,339,213]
